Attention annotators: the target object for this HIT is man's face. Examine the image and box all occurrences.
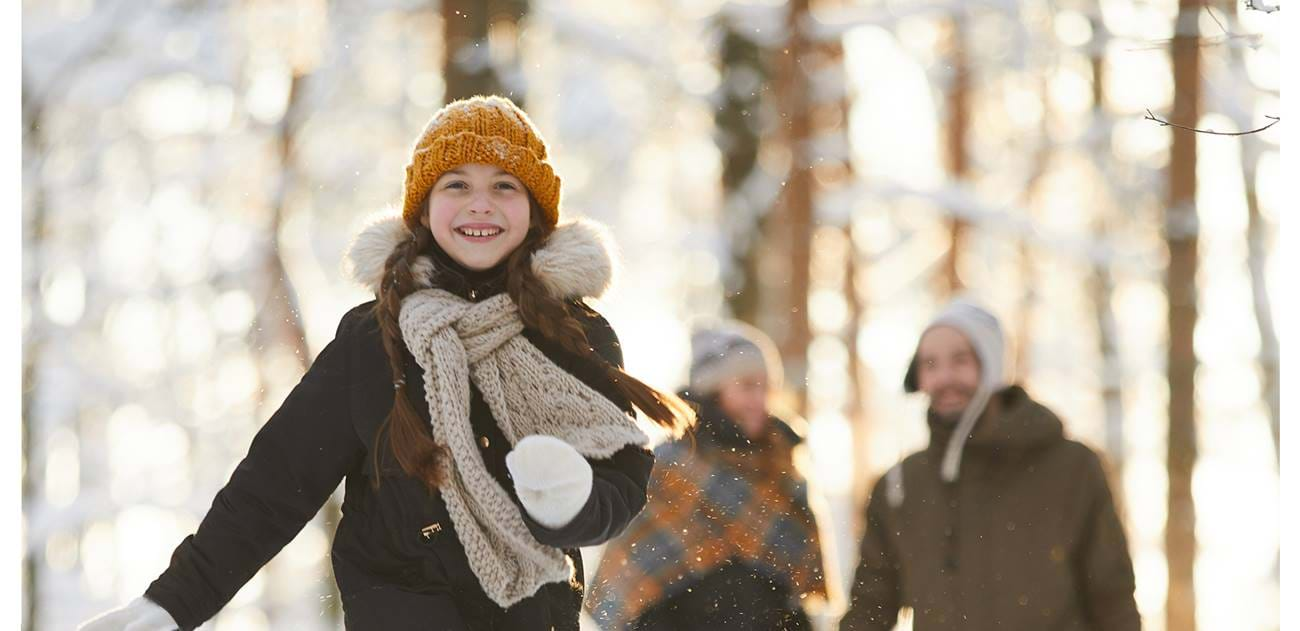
[915,325,982,421]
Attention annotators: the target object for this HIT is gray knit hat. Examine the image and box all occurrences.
[903,298,1009,482]
[688,320,783,396]
[903,299,1006,395]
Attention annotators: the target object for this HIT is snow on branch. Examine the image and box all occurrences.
[538,4,704,101]
[1245,0,1281,13]
[806,0,1018,41]
[1119,32,1265,51]
[718,1,788,47]
[864,182,1158,275]
[539,5,667,70]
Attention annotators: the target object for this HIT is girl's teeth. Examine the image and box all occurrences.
[460,228,501,237]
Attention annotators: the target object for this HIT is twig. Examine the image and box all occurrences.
[1144,109,1280,135]
[1205,2,1231,36]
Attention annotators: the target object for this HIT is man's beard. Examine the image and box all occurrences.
[929,385,975,425]
[931,409,964,426]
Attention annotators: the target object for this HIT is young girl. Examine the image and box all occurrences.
[587,321,828,630]
[80,95,694,631]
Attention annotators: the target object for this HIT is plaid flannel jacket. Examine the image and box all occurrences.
[586,418,827,629]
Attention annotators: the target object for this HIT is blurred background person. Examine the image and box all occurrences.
[587,321,830,630]
[840,300,1140,631]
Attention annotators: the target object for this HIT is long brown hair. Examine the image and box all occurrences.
[370,195,695,491]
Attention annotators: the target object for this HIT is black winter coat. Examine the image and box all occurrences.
[145,269,654,630]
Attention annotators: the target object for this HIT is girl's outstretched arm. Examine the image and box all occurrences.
[140,307,367,630]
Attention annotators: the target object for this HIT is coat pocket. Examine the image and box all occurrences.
[394,482,482,591]
[413,514,480,590]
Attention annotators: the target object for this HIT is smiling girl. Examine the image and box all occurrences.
[80,95,695,631]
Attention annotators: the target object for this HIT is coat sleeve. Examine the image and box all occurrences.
[519,303,655,549]
[1074,450,1142,631]
[144,307,367,630]
[839,474,902,631]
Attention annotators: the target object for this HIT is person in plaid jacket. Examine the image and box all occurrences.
[587,321,829,630]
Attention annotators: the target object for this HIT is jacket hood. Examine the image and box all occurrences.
[928,385,1063,456]
[343,210,619,300]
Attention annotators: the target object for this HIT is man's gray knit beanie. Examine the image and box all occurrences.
[903,298,1006,395]
[688,320,783,396]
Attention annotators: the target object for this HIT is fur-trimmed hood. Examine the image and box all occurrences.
[343,211,619,300]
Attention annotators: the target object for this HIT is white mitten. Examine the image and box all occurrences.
[78,596,178,631]
[505,434,594,529]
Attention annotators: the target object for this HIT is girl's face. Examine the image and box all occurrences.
[422,163,531,270]
[715,370,770,440]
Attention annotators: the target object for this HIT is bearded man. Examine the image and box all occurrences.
[840,300,1141,631]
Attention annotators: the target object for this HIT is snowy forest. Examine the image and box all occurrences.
[20,0,1281,629]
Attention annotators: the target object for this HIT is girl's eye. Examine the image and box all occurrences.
[494,181,519,191]
[444,180,468,190]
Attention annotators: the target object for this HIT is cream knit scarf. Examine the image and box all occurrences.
[346,213,649,607]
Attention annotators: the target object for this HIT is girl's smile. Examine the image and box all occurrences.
[454,222,506,242]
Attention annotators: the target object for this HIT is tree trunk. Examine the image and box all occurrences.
[1225,0,1280,596]
[1223,1,1279,468]
[1164,2,1201,629]
[813,1,872,515]
[1244,138,1278,469]
[20,68,46,631]
[940,16,970,298]
[715,15,770,326]
[442,0,529,103]
[253,67,344,628]
[844,237,871,508]
[770,0,815,415]
[1012,72,1052,383]
[20,153,42,631]
[262,73,313,365]
[1087,13,1127,476]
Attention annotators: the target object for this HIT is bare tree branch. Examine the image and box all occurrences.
[1205,2,1231,35]
[1144,109,1280,135]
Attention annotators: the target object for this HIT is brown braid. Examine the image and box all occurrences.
[371,195,695,493]
[370,225,448,490]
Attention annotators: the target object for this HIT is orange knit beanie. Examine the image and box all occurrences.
[401,95,562,229]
